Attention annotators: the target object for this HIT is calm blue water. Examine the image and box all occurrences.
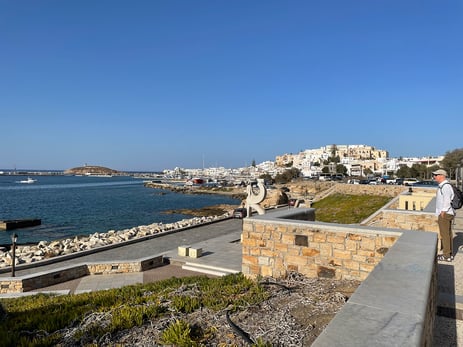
[0,175,240,245]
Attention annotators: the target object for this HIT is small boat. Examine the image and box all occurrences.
[18,177,37,184]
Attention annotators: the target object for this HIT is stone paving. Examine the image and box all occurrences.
[433,214,463,347]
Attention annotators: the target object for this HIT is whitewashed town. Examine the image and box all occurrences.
[163,144,444,183]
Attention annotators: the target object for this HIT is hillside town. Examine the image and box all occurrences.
[163,144,444,182]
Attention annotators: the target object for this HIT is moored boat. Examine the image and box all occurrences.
[18,177,37,184]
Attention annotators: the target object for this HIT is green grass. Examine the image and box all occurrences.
[312,193,392,224]
[0,273,268,347]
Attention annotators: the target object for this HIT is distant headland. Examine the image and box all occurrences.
[64,165,120,176]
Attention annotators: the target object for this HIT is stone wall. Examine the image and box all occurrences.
[0,255,164,294]
[242,209,438,346]
[242,209,401,281]
[287,181,406,202]
[313,230,437,346]
[332,183,406,197]
[363,209,438,232]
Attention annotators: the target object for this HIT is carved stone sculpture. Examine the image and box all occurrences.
[245,178,267,216]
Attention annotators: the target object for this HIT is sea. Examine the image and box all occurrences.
[0,174,240,245]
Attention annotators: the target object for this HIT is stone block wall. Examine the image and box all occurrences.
[313,230,437,346]
[332,183,406,197]
[0,255,164,294]
[363,209,438,233]
[242,216,400,281]
[87,262,142,275]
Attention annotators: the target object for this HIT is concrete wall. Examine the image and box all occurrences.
[398,190,435,211]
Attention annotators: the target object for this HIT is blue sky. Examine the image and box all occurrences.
[1,1,461,171]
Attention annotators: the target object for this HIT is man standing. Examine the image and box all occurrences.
[433,169,455,262]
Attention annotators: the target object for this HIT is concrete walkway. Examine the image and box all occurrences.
[433,212,463,346]
[0,218,244,297]
[2,212,463,346]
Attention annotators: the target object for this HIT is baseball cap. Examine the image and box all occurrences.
[432,169,448,177]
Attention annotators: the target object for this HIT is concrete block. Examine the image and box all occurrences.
[178,245,190,257]
[189,248,202,258]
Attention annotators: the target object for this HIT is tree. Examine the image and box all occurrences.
[410,163,427,179]
[396,166,410,178]
[259,173,273,185]
[336,164,348,175]
[274,168,301,184]
[251,159,256,167]
[440,148,463,179]
[363,168,373,177]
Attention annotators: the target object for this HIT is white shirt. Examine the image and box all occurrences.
[436,180,455,215]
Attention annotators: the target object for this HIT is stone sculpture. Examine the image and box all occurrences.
[245,178,267,216]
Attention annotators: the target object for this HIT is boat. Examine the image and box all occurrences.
[18,177,37,184]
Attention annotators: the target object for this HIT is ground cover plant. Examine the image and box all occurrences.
[0,274,268,346]
[0,273,358,346]
[312,193,391,224]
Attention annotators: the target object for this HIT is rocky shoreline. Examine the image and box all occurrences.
[0,210,234,270]
[0,181,290,272]
[144,181,247,200]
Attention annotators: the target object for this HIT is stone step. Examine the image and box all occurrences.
[182,262,239,277]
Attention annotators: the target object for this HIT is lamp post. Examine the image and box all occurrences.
[11,233,17,277]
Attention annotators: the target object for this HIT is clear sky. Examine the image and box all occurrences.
[1,1,461,171]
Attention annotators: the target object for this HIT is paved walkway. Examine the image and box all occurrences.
[2,212,463,345]
[433,221,463,347]
[0,218,244,297]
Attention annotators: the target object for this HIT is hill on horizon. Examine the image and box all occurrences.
[64,165,120,175]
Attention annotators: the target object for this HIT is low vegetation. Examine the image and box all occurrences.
[0,274,268,346]
[312,193,392,224]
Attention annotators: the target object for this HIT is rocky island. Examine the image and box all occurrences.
[64,165,120,176]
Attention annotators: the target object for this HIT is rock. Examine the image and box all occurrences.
[261,189,289,207]
[0,212,236,269]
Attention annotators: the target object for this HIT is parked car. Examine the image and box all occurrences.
[395,178,404,185]
[331,174,344,181]
[403,178,419,186]
[233,208,247,219]
[288,198,305,207]
[412,180,438,187]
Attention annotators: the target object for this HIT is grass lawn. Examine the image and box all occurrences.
[312,193,392,224]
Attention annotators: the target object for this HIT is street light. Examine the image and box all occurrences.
[11,233,17,277]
